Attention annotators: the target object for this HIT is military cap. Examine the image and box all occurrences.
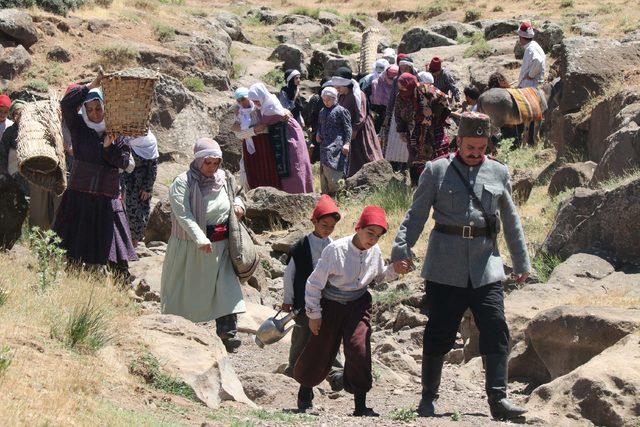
[458,112,491,138]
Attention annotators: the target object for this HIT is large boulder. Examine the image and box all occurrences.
[269,43,307,77]
[144,198,172,244]
[212,106,243,173]
[309,49,341,79]
[244,187,320,233]
[136,43,196,78]
[273,15,328,45]
[547,161,596,196]
[0,9,38,49]
[543,178,640,264]
[548,109,587,160]
[345,159,406,195]
[398,28,456,54]
[513,21,564,59]
[468,55,519,92]
[526,306,640,379]
[557,37,640,113]
[480,19,519,40]
[426,21,479,40]
[511,169,534,205]
[0,45,31,79]
[318,11,342,27]
[132,314,256,409]
[181,34,232,72]
[246,7,283,25]
[211,12,249,43]
[591,122,640,185]
[526,332,640,427]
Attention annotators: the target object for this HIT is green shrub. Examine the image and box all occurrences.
[99,45,140,69]
[153,23,176,42]
[389,407,418,422]
[129,353,198,401]
[366,180,413,214]
[451,409,462,421]
[338,42,360,55]
[0,0,88,15]
[419,1,445,18]
[372,288,411,309]
[26,227,66,291]
[463,33,493,59]
[560,0,574,8]
[262,68,285,89]
[26,79,49,92]
[0,346,12,376]
[55,298,113,353]
[182,76,205,92]
[464,8,482,22]
[291,6,320,19]
[532,251,562,282]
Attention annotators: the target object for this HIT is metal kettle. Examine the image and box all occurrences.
[254,308,300,348]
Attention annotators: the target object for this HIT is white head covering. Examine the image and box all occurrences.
[321,87,338,104]
[247,83,288,117]
[127,130,159,160]
[286,69,301,83]
[517,21,535,39]
[382,47,396,64]
[237,99,257,154]
[324,76,364,115]
[418,71,434,84]
[81,88,106,135]
[373,59,389,75]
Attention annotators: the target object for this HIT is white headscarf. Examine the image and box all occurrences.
[247,83,288,117]
[373,59,389,75]
[81,88,106,135]
[383,47,396,64]
[321,87,338,106]
[418,71,435,84]
[127,130,159,160]
[324,76,364,115]
[286,69,301,83]
[237,98,257,155]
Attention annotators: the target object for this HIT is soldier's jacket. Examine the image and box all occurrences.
[391,153,531,288]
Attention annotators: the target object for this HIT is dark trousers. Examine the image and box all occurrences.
[423,281,509,357]
[371,104,386,134]
[286,312,343,375]
[294,292,372,394]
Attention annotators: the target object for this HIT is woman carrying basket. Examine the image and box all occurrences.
[160,138,246,352]
[53,73,137,274]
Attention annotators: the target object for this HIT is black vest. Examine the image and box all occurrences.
[289,236,314,311]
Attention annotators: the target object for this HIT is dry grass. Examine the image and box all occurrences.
[568,286,640,309]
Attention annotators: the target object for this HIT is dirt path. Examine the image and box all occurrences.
[229,331,532,426]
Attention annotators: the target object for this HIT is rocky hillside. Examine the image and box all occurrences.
[1,0,640,425]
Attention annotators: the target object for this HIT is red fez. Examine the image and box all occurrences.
[396,53,408,64]
[386,65,399,78]
[428,57,442,72]
[311,194,341,222]
[355,205,388,233]
[0,95,11,109]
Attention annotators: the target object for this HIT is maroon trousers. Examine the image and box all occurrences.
[293,292,373,394]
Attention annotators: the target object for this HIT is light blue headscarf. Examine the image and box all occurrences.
[234,87,249,101]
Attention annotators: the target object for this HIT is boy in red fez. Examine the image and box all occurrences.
[293,205,400,417]
[0,95,13,142]
[282,195,344,397]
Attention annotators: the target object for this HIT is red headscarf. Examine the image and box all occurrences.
[355,205,388,233]
[397,72,419,110]
[311,194,341,222]
[0,95,11,110]
[65,83,81,95]
[385,65,399,79]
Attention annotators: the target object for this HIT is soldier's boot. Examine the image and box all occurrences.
[353,392,379,417]
[417,355,444,417]
[485,353,527,421]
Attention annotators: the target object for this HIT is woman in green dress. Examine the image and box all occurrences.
[161,138,246,351]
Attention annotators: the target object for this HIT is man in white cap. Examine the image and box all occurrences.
[516,21,545,89]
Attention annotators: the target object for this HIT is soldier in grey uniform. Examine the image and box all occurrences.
[391,112,530,420]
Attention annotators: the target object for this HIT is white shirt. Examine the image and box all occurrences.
[305,235,397,319]
[0,118,13,141]
[518,40,545,88]
[283,233,331,305]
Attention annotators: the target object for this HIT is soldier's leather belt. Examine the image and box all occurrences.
[434,223,490,239]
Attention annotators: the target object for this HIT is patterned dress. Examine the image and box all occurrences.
[122,152,158,242]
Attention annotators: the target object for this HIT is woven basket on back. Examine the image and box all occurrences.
[16,94,67,196]
[359,27,381,76]
[101,68,159,137]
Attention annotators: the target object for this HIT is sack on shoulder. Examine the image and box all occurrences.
[226,174,259,282]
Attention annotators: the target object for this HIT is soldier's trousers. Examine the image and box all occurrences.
[423,280,509,356]
[294,292,372,394]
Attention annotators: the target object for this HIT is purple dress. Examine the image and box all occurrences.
[260,114,314,194]
[53,85,138,266]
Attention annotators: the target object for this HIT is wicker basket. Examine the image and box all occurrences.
[101,68,159,137]
[359,27,381,76]
[16,95,67,195]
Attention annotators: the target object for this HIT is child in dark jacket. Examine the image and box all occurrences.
[281,195,344,406]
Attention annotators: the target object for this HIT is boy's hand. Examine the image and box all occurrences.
[341,144,350,156]
[393,259,413,274]
[309,317,322,335]
[281,303,293,312]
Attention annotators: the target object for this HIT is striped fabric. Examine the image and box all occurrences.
[507,87,543,122]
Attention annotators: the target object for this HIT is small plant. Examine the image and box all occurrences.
[26,227,66,291]
[464,8,482,22]
[129,353,199,401]
[389,407,418,422]
[153,23,176,42]
[231,63,246,79]
[532,251,562,282]
[451,408,462,421]
[492,5,504,12]
[0,346,12,376]
[130,0,156,11]
[463,33,492,59]
[291,6,320,19]
[419,1,445,18]
[56,298,113,353]
[367,180,413,215]
[560,0,574,8]
[94,0,113,7]
[372,364,381,382]
[262,68,285,88]
[339,43,360,55]
[26,79,49,92]
[99,45,139,69]
[182,76,205,92]
[372,288,411,309]
[0,287,7,307]
[190,9,207,17]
